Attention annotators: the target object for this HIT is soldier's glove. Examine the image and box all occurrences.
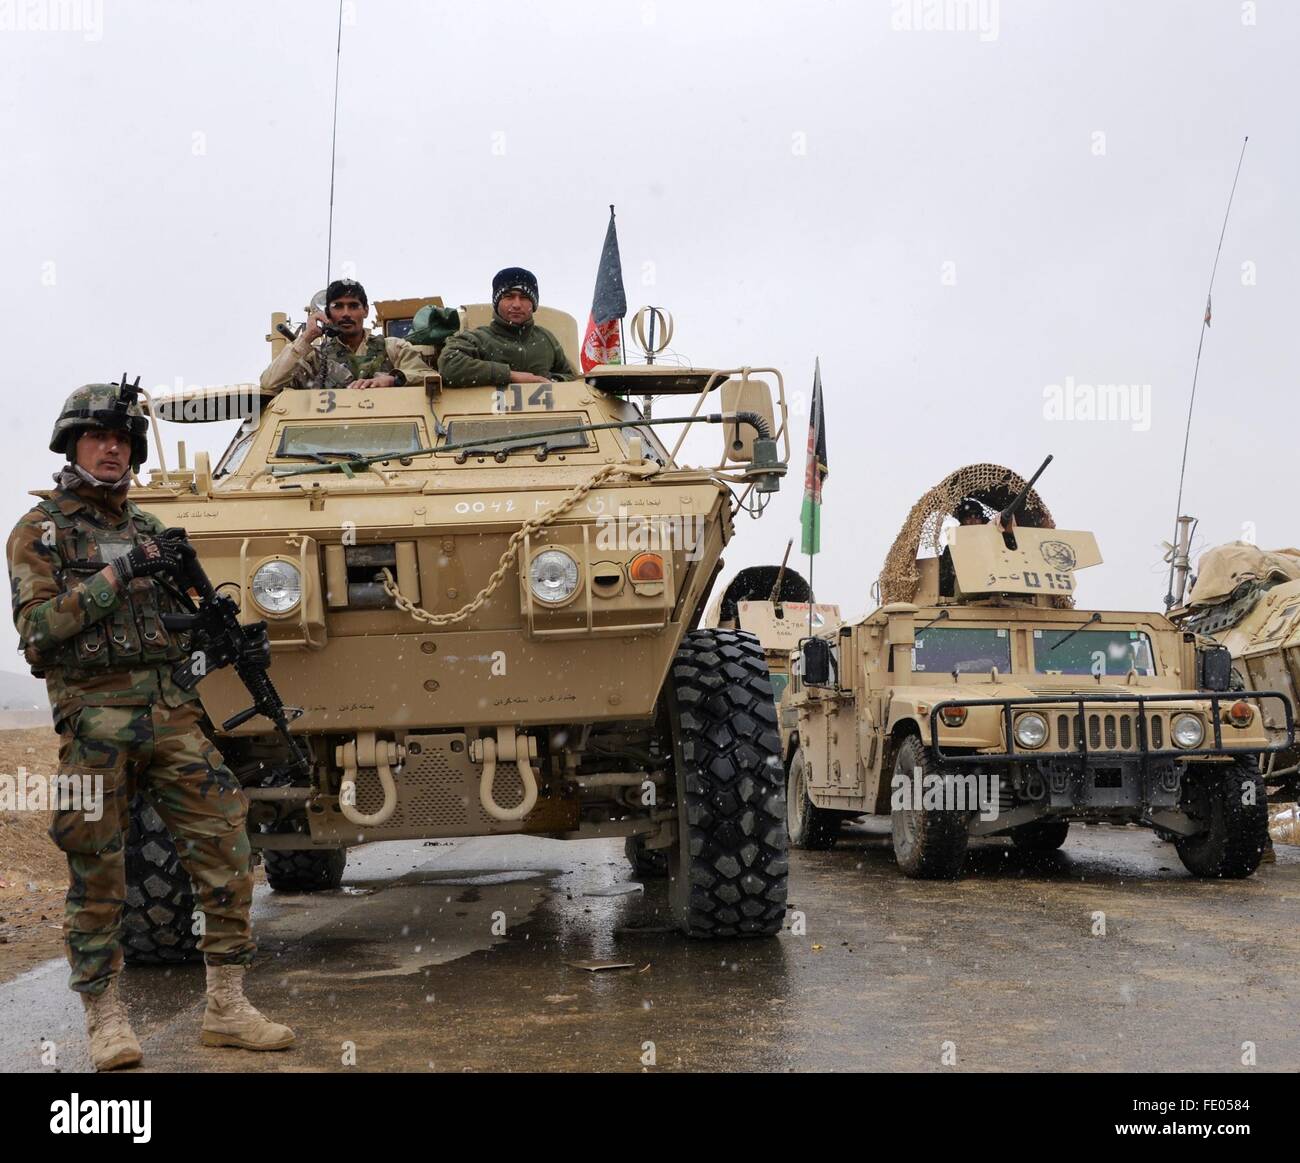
[114,536,187,583]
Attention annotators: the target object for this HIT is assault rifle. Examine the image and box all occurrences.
[157,529,311,779]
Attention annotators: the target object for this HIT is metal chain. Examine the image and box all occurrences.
[380,463,623,627]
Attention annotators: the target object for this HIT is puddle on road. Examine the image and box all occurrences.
[276,871,552,982]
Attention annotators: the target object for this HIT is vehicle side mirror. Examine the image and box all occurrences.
[801,637,834,686]
[1198,645,1234,692]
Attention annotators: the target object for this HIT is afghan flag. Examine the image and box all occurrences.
[580,205,627,373]
[800,359,828,556]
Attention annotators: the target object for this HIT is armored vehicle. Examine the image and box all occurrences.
[108,296,796,954]
[783,463,1293,880]
[703,563,841,709]
[1171,538,1300,803]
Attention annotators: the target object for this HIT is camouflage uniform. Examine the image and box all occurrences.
[7,481,254,995]
[261,332,431,393]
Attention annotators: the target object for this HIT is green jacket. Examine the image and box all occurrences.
[438,317,578,388]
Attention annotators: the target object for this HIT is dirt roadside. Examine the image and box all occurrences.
[0,727,67,982]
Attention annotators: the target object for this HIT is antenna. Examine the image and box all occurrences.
[1164,136,1249,609]
[325,0,345,286]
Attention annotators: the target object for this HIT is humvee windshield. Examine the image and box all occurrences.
[276,421,423,459]
[1033,629,1156,677]
[912,627,1011,674]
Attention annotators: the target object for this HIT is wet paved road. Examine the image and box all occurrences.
[3,826,1297,1073]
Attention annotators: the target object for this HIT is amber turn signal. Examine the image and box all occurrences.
[628,552,665,583]
[1226,700,1254,728]
[939,706,968,727]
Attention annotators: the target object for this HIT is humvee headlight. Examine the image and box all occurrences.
[1014,712,1049,749]
[251,560,302,615]
[1172,713,1205,749]
[529,549,580,605]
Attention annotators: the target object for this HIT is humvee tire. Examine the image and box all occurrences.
[665,628,788,938]
[1010,820,1070,851]
[265,848,347,892]
[890,736,969,879]
[123,795,200,964]
[786,746,840,849]
[1174,757,1269,878]
[624,836,668,878]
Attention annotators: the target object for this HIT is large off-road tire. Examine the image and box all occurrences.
[665,629,788,938]
[123,795,200,965]
[890,735,970,879]
[1010,819,1070,851]
[624,836,669,878]
[786,746,840,850]
[264,848,347,892]
[1174,757,1269,879]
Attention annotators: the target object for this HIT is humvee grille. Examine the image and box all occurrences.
[1055,711,1160,755]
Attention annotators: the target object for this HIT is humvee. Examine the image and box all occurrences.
[783,464,1293,879]
[703,564,840,713]
[108,295,796,955]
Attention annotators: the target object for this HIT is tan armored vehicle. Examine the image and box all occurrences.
[783,462,1292,880]
[1170,537,1300,802]
[109,295,796,952]
[703,562,841,709]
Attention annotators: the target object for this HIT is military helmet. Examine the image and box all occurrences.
[49,376,150,469]
[953,496,987,524]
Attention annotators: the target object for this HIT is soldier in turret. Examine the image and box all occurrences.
[260,278,431,392]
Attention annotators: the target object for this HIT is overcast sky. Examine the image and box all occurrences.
[0,0,1295,671]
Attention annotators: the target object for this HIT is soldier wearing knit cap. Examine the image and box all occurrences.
[439,267,578,389]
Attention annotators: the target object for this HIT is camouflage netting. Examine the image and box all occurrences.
[878,463,1063,605]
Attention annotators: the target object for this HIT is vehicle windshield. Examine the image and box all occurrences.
[912,627,1011,674]
[276,421,423,459]
[1033,629,1157,676]
[442,414,592,455]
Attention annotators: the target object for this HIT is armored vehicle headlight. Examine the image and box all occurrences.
[529,549,580,605]
[251,560,302,615]
[1172,713,1204,749]
[1014,712,1049,749]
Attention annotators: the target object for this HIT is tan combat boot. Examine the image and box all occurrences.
[200,964,295,1051]
[81,979,143,1072]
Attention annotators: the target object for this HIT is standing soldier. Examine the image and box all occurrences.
[7,379,294,1071]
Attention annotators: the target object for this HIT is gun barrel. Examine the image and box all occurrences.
[999,454,1054,527]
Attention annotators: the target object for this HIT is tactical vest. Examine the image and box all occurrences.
[34,497,190,679]
[295,335,394,390]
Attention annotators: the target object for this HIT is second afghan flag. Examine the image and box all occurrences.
[801,359,828,556]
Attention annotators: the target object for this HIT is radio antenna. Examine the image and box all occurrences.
[1164,135,1249,609]
[325,0,345,287]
